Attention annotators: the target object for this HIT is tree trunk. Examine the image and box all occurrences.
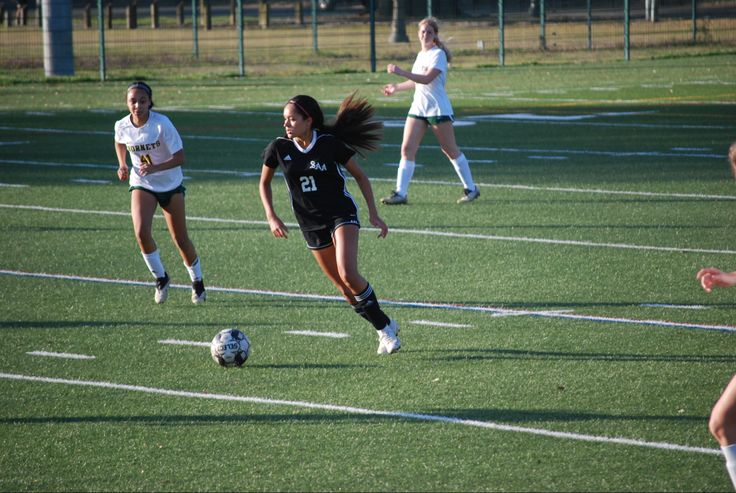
[388,0,408,43]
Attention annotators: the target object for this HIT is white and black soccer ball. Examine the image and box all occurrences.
[210,328,251,367]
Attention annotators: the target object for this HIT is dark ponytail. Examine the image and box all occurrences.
[288,93,382,156]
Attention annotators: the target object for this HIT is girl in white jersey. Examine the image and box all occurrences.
[381,17,479,205]
[695,143,736,490]
[114,81,206,305]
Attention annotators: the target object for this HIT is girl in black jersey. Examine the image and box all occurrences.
[259,94,401,354]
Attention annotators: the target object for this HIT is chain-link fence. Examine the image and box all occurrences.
[1,0,734,79]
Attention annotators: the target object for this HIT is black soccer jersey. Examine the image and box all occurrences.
[262,131,359,231]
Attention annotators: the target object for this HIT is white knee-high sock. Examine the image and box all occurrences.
[142,250,166,279]
[396,159,415,197]
[450,153,476,191]
[185,257,203,282]
[723,444,736,489]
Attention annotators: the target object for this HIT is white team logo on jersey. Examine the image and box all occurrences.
[309,160,327,172]
[284,155,292,161]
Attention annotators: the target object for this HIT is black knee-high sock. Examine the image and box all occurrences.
[353,283,390,331]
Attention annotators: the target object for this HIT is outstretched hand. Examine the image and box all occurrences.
[696,267,736,292]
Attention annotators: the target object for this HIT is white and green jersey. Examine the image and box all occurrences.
[408,46,453,118]
[114,111,184,192]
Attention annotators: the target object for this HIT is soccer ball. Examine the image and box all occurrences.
[210,328,251,367]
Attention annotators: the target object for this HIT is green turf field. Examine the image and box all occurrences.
[1,54,735,491]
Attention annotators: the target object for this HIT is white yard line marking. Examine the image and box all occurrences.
[527,155,568,160]
[3,157,735,200]
[0,372,721,456]
[0,122,730,159]
[390,226,736,255]
[0,158,261,177]
[159,339,210,347]
[2,203,735,255]
[2,269,735,333]
[0,183,28,188]
[285,330,350,338]
[410,320,474,328]
[491,310,575,318]
[71,178,112,184]
[26,351,96,360]
[640,304,708,310]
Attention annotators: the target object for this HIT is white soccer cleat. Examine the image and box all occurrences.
[191,279,206,304]
[457,186,480,204]
[155,273,170,304]
[377,319,401,354]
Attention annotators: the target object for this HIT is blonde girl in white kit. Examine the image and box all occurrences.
[381,16,479,205]
[114,81,206,304]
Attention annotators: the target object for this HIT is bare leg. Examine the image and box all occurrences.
[161,192,198,266]
[131,189,159,254]
[711,375,736,445]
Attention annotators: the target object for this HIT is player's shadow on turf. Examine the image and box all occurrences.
[0,320,274,330]
[424,347,736,364]
[0,407,705,426]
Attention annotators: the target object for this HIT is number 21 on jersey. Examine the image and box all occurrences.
[300,175,317,192]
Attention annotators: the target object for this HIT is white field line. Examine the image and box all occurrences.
[491,309,576,318]
[528,155,568,160]
[25,351,96,360]
[410,320,474,328]
[389,226,736,255]
[469,97,736,109]
[2,157,735,201]
[2,202,735,255]
[640,304,708,310]
[70,178,112,184]
[0,122,729,159]
[2,269,735,334]
[0,140,30,146]
[0,372,721,456]
[159,339,210,347]
[284,330,350,338]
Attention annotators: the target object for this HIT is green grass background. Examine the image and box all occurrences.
[0,54,735,491]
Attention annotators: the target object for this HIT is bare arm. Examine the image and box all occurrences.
[387,64,442,86]
[258,164,289,239]
[383,64,442,97]
[114,141,129,182]
[343,158,388,238]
